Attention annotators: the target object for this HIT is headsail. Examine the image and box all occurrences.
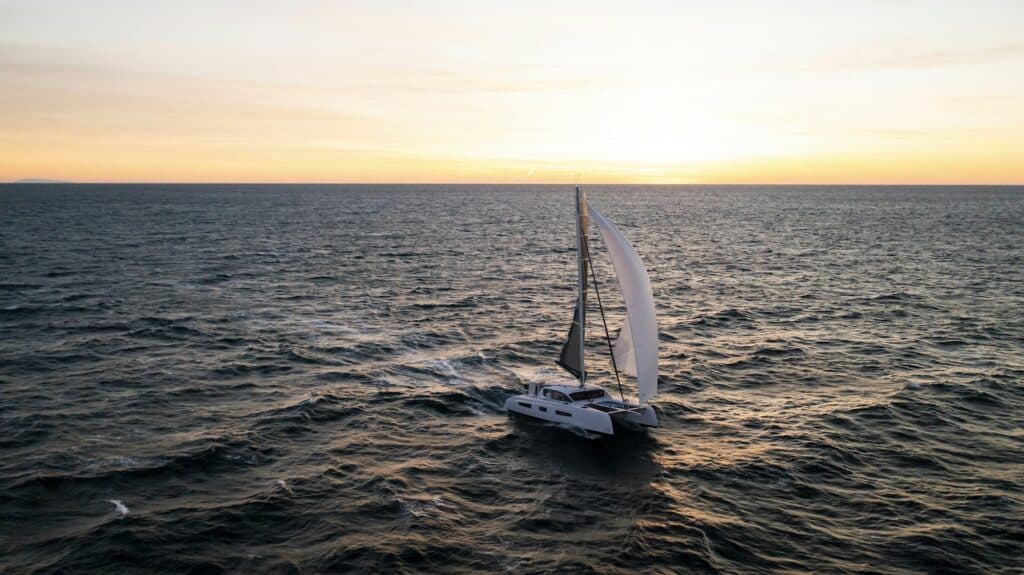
[588,207,658,405]
[556,187,590,382]
[612,316,637,377]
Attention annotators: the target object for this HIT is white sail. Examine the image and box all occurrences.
[588,206,658,405]
[613,316,637,377]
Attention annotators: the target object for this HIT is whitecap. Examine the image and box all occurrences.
[110,456,142,467]
[108,499,129,517]
[429,359,459,379]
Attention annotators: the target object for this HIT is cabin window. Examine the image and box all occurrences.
[569,389,606,401]
[542,389,570,402]
[555,410,572,417]
[518,402,531,409]
[538,406,547,412]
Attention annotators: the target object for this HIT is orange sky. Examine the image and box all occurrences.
[1,1,1022,184]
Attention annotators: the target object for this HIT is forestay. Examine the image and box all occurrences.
[588,207,659,405]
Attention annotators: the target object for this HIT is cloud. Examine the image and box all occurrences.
[806,44,1024,71]
[0,42,413,148]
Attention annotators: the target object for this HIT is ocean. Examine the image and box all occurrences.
[1,184,1022,574]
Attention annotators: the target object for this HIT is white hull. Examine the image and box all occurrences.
[504,385,657,436]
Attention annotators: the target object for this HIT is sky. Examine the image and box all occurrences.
[1,0,1022,184]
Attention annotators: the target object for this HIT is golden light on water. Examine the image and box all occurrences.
[1,1,1022,183]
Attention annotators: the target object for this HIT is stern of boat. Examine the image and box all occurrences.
[610,404,658,429]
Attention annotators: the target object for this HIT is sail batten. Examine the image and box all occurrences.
[588,207,658,405]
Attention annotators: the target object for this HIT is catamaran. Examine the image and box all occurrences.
[505,186,658,435]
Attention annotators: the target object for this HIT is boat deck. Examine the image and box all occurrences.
[584,400,648,415]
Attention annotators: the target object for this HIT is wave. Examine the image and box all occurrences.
[3,436,272,493]
[400,388,505,417]
[4,185,1022,574]
[687,308,757,328]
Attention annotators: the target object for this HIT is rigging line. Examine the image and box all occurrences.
[585,235,627,405]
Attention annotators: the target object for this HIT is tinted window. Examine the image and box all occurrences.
[543,390,569,401]
[570,389,606,401]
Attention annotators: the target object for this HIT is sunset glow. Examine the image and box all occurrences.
[1,0,1022,183]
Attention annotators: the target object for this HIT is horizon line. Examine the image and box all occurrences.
[6,181,1024,187]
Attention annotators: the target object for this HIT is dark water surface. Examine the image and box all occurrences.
[1,185,1022,574]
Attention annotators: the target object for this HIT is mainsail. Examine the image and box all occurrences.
[556,298,585,377]
[588,207,659,405]
[556,187,589,380]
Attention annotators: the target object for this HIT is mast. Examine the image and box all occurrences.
[555,186,590,383]
[575,185,587,387]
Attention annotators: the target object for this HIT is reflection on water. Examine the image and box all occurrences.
[509,414,663,480]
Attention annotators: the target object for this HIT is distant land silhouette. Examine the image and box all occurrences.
[13,178,73,184]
